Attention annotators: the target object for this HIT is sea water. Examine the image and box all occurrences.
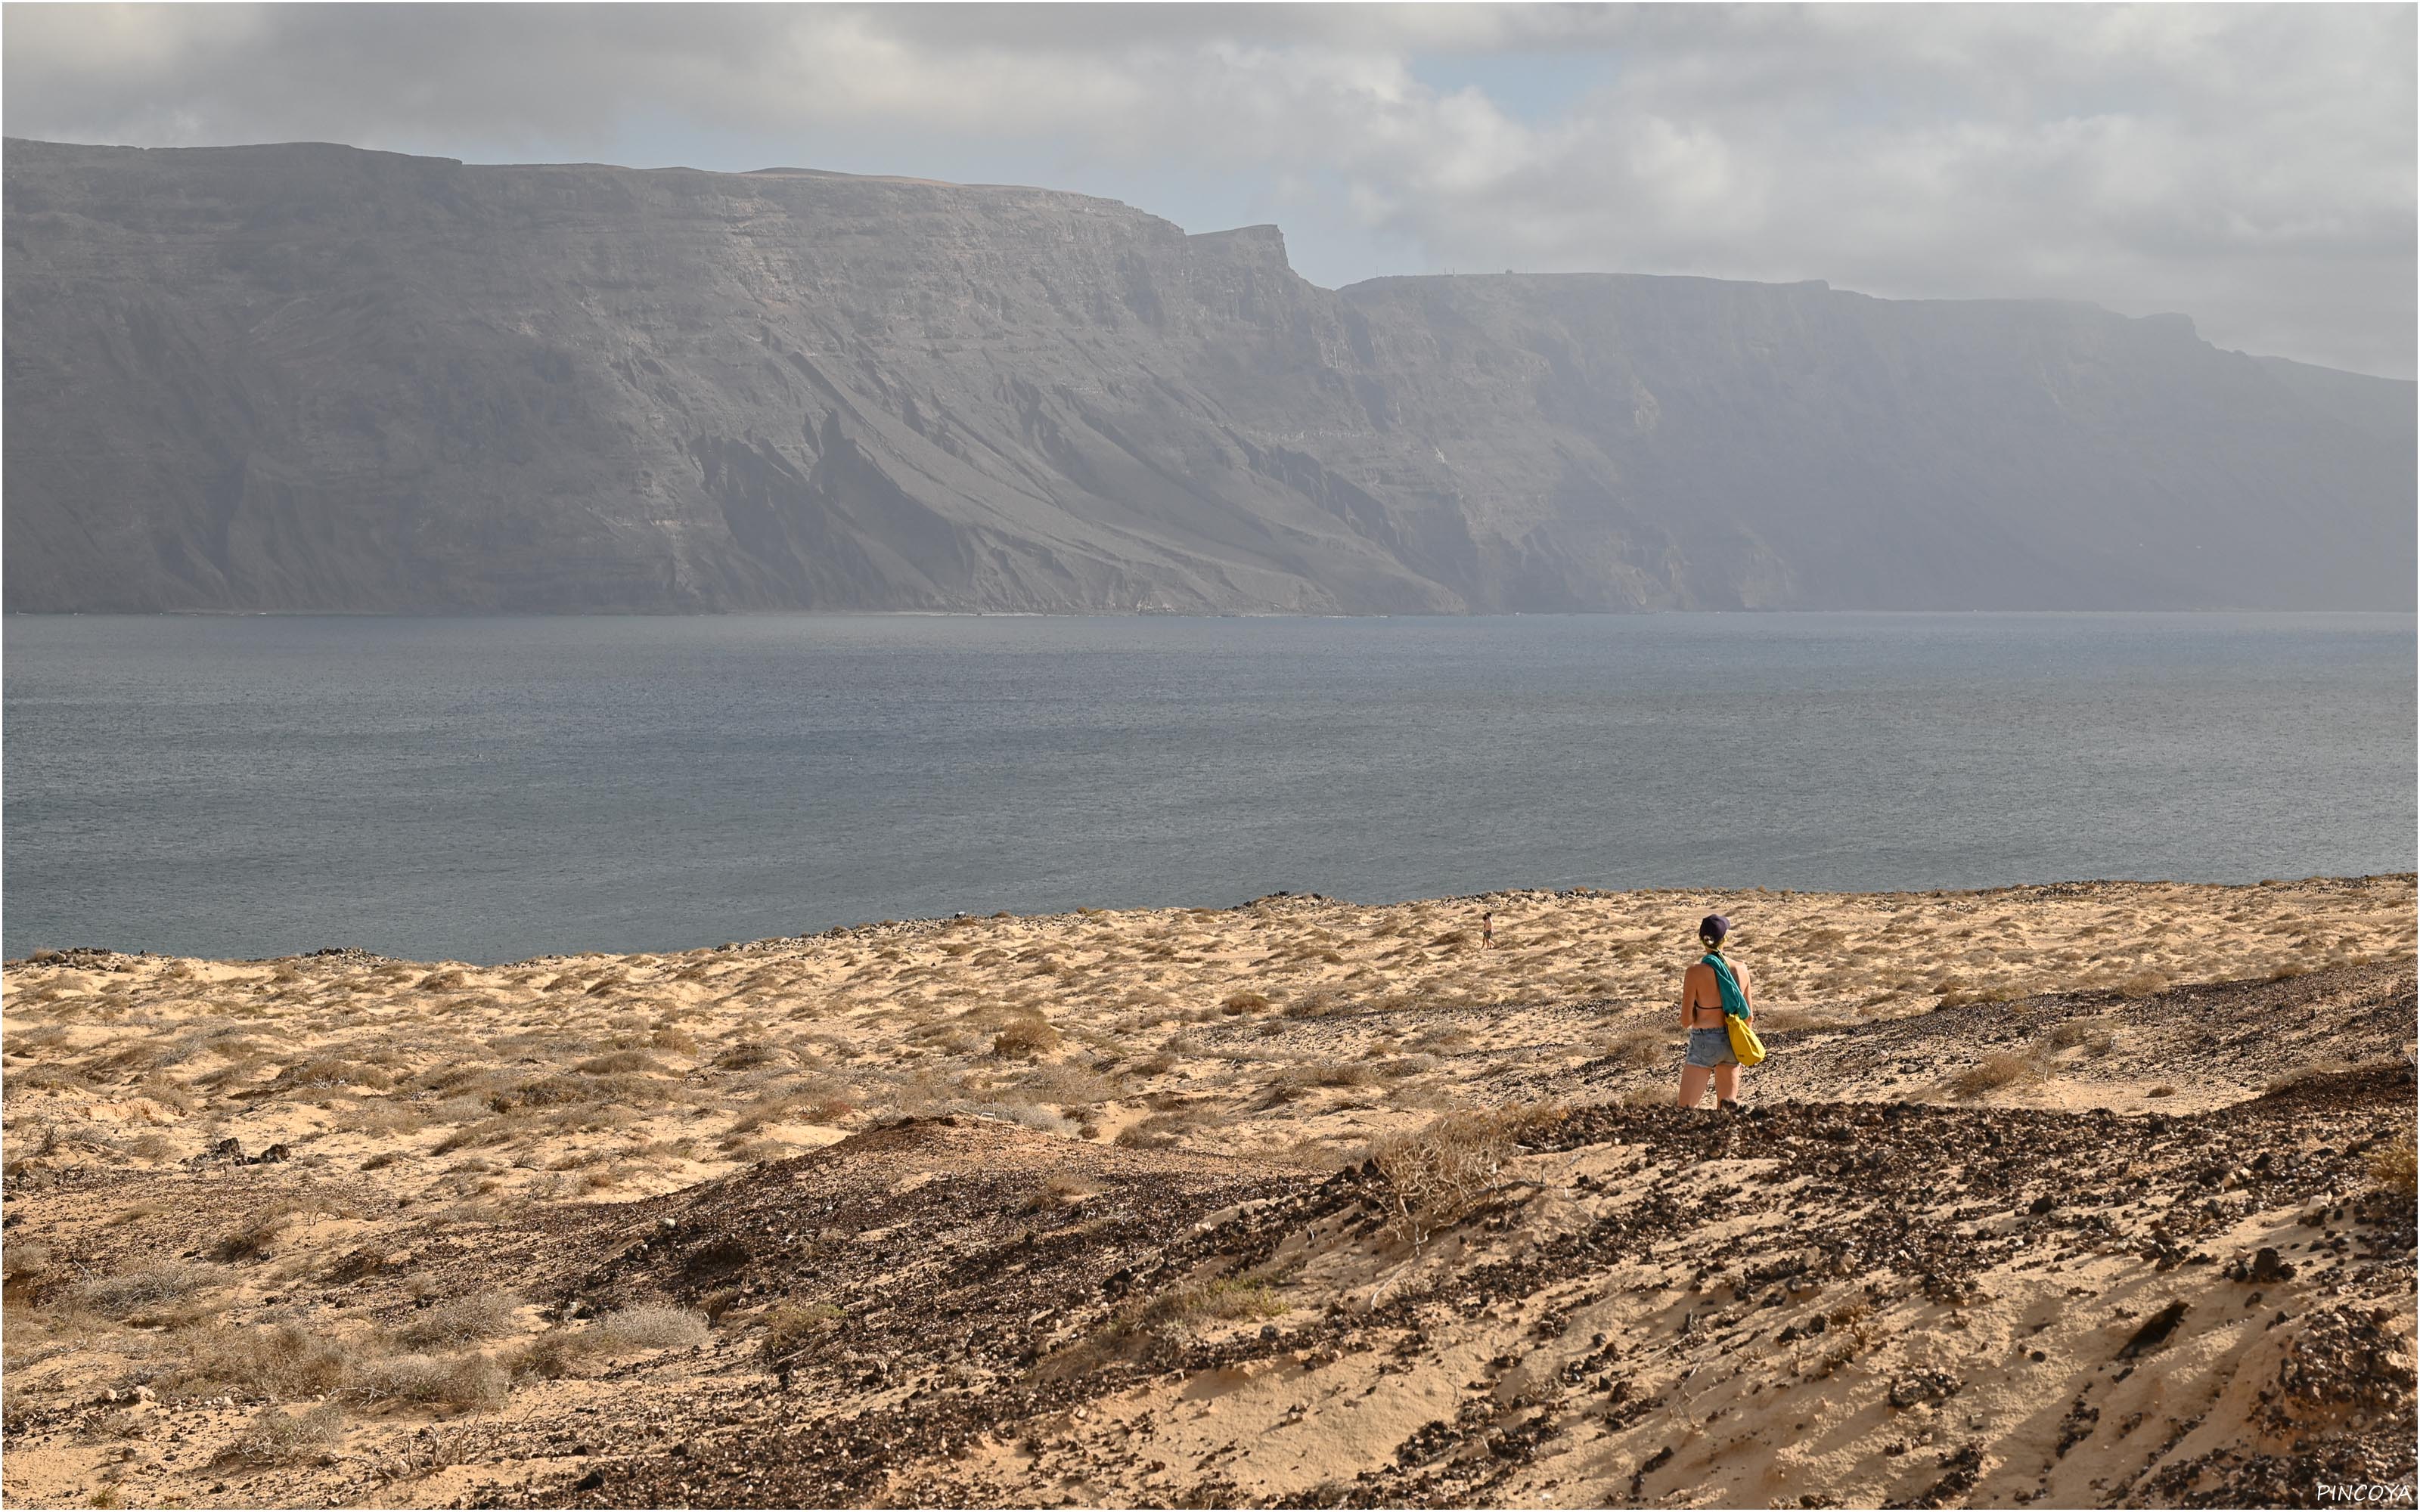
[4,612,2411,962]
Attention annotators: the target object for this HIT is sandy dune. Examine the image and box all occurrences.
[2,875,2412,1507]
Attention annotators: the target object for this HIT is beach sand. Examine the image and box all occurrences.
[2,874,2412,1506]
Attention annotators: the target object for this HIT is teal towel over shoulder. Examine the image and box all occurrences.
[1702,952,1751,1018]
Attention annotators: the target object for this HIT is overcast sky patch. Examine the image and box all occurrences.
[5,2,2411,376]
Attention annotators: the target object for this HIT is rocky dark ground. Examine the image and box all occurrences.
[498,1053,2414,1508]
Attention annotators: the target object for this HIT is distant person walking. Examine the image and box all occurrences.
[1481,910,1494,950]
[1678,913,1753,1111]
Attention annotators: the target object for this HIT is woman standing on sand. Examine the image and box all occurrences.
[1678,913,1752,1111]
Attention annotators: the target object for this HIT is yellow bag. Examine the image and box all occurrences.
[1705,951,1767,1067]
[1727,1012,1767,1067]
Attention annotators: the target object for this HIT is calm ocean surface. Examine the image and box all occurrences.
[4,612,2412,963]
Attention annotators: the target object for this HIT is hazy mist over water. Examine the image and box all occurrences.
[5,612,2411,963]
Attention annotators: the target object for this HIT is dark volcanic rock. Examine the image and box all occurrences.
[5,138,2412,614]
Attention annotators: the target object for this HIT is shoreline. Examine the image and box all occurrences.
[14,606,2418,621]
[14,871,2416,971]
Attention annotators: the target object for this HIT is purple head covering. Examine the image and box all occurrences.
[1699,914,1730,945]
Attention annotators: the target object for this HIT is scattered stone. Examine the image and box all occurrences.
[2118,1300,2191,1359]
[1889,1371,1964,1410]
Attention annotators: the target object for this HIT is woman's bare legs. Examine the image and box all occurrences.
[1714,1064,1740,1105]
[1677,1064,1713,1108]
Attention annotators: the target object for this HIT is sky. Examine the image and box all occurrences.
[5,3,2413,377]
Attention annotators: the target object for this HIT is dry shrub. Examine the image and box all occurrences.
[271,1058,396,1092]
[715,1136,785,1164]
[2046,1018,2117,1056]
[2268,962,2311,982]
[216,1403,344,1467]
[167,1323,350,1400]
[1262,1061,1377,1105]
[1021,1173,1103,1213]
[211,1201,324,1263]
[1146,1275,1286,1328]
[2118,970,2171,999]
[798,1092,861,1124]
[1282,991,1345,1021]
[512,1306,707,1380]
[81,1045,163,1079]
[492,1071,672,1112]
[713,1041,787,1071]
[1595,1029,1668,1070]
[1801,1303,1883,1380]
[2261,1062,2354,1099]
[124,1132,178,1166]
[507,1331,591,1381]
[1948,1052,2042,1099]
[727,1087,858,1137]
[1308,1061,1377,1087]
[1017,1063,1115,1105]
[591,1303,706,1349]
[761,1300,845,1362]
[415,1062,511,1098]
[72,1260,225,1321]
[346,1351,510,1409]
[2371,1135,2417,1197]
[209,1219,289,1263]
[1037,1272,1289,1380]
[1115,1110,1204,1151]
[330,1097,429,1138]
[1220,990,1273,1015]
[982,1101,1078,1137]
[3,1241,53,1287]
[106,1124,174,1162]
[431,1113,541,1156]
[1366,1106,1566,1243]
[1273,1136,1360,1170]
[390,1292,523,1349]
[990,1015,1062,1060]
[573,1050,666,1075]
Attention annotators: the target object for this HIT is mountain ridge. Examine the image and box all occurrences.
[5,137,2411,613]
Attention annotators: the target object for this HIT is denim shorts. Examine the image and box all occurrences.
[1687,1026,1739,1068]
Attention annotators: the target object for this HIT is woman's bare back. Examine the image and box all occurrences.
[1683,958,1751,1028]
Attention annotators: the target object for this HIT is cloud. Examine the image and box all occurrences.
[5,2,2410,375]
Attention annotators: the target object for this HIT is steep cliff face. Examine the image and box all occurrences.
[5,138,2410,613]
